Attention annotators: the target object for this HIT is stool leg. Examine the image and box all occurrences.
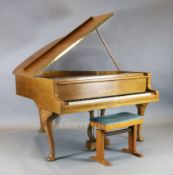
[90,129,112,166]
[122,126,143,158]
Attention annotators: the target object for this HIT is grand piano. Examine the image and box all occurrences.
[13,13,159,161]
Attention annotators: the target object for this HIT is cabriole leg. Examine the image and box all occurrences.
[40,109,57,161]
[86,111,96,150]
[136,103,148,142]
[37,107,45,133]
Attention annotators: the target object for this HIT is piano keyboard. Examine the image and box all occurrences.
[67,92,152,106]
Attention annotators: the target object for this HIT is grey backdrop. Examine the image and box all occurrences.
[0,1,173,174]
[0,0,173,127]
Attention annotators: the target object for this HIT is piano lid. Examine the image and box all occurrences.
[13,12,113,76]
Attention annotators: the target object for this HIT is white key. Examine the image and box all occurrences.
[67,92,152,106]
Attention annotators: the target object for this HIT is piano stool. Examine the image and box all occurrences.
[89,112,144,166]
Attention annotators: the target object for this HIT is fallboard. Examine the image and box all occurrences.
[55,74,148,101]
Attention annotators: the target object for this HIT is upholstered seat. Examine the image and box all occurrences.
[90,112,142,124]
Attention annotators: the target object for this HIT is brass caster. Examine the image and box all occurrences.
[39,128,45,133]
[86,140,96,150]
[45,154,56,161]
[137,136,144,142]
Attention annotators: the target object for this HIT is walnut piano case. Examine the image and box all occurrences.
[13,13,159,161]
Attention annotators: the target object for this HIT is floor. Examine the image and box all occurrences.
[0,124,173,175]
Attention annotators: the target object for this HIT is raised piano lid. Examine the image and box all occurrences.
[13,12,113,76]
